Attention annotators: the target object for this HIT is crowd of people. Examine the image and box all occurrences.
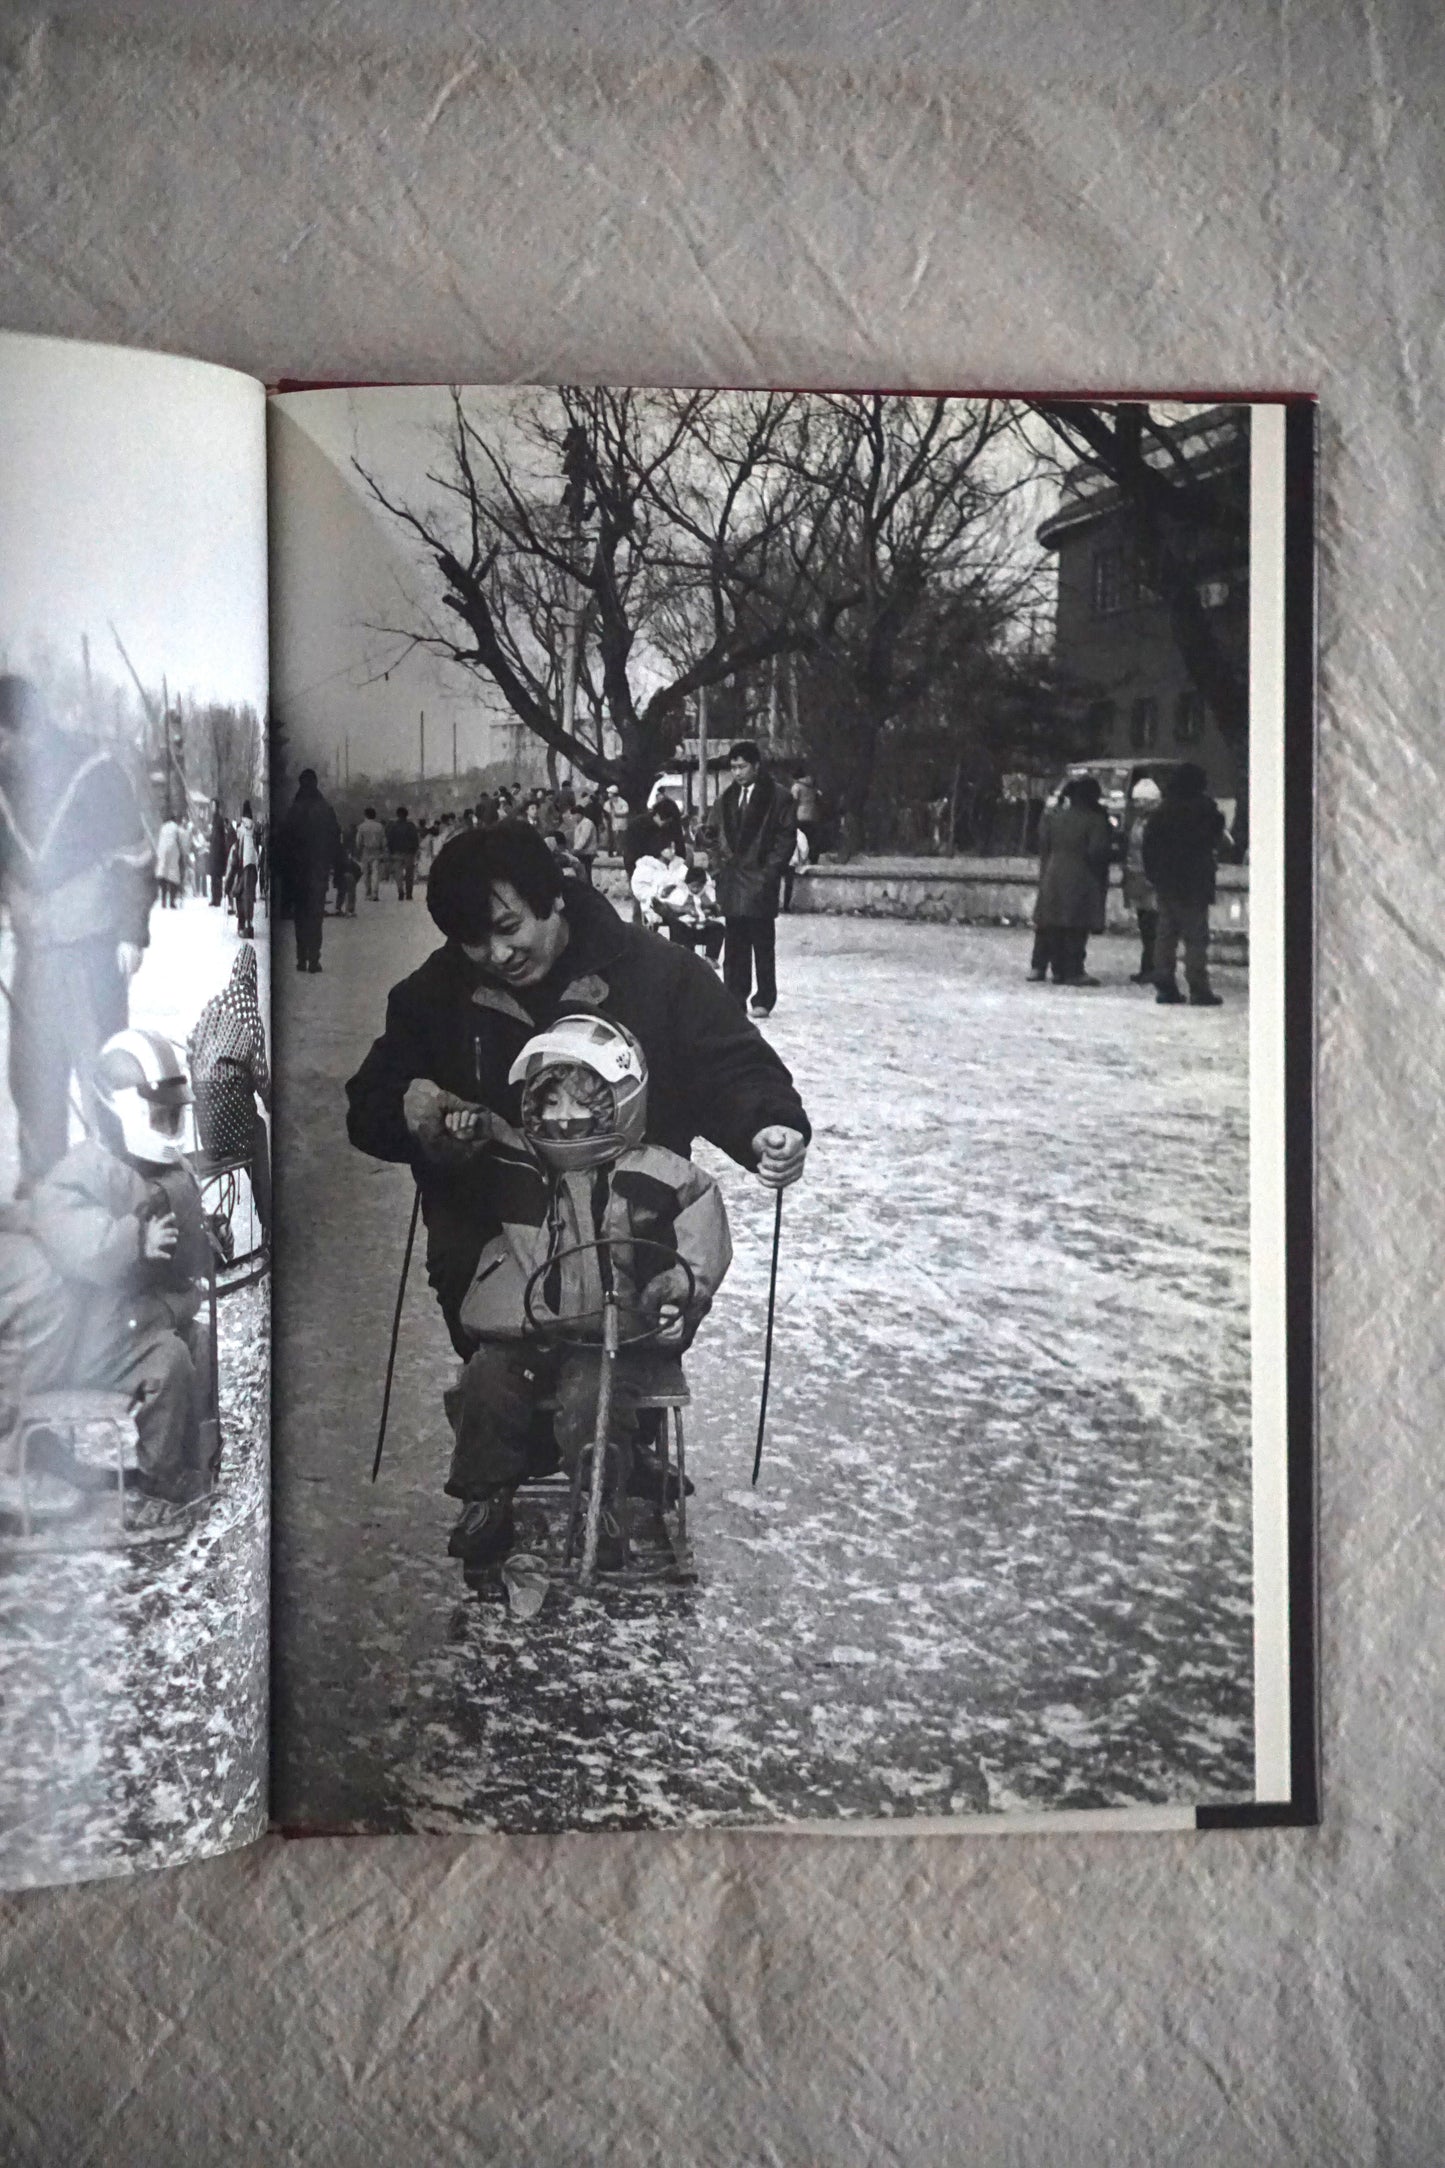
[281,751,819,1020]
[1029,763,1230,1004]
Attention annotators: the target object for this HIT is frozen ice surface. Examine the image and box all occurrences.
[273,900,1253,1833]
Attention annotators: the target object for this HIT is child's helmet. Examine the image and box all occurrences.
[92,1029,192,1164]
[508,1013,647,1172]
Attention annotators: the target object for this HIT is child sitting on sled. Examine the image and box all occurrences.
[0,1029,216,1529]
[443,1013,732,1575]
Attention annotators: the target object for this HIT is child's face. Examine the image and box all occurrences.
[523,1063,616,1142]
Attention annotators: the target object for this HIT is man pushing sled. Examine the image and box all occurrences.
[444,1013,731,1574]
[345,823,810,1586]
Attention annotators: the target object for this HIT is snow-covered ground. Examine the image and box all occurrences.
[0,895,271,1889]
[273,895,1254,1834]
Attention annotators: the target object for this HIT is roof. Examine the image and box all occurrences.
[1035,405,1249,552]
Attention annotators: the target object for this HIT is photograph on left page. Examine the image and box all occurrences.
[0,333,271,1889]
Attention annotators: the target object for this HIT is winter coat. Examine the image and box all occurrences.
[28,1139,208,1371]
[275,779,343,902]
[710,772,797,921]
[346,878,809,1334]
[1032,804,1113,933]
[624,804,686,874]
[386,816,421,858]
[1141,796,1226,906]
[0,730,154,952]
[459,1134,731,1348]
[156,819,186,886]
[1121,818,1157,912]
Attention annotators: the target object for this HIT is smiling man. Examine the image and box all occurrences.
[345,823,809,1560]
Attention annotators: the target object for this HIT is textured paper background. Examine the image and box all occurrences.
[1,1,1441,2159]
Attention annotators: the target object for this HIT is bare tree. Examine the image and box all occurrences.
[356,387,860,807]
[774,395,1045,849]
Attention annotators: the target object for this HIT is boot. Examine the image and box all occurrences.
[448,1489,516,1567]
[1189,989,1224,1006]
[1155,979,1186,1005]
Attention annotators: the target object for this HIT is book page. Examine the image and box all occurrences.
[268,382,1311,1837]
[0,334,271,1888]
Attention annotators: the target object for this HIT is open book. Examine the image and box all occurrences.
[0,333,1316,1889]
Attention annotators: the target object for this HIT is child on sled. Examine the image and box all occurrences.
[0,1029,216,1530]
[444,1013,732,1576]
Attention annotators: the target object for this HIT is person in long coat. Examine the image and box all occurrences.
[207,800,228,907]
[708,742,798,1017]
[275,769,342,972]
[1029,774,1114,984]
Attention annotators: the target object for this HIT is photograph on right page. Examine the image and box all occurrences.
[268,386,1312,1836]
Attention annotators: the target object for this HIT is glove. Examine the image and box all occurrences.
[403,1079,497,1161]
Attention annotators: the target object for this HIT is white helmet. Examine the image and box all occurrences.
[93,1029,192,1164]
[508,1014,647,1172]
[1130,776,1163,807]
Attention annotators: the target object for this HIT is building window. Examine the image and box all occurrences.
[1129,697,1158,751]
[1091,548,1132,616]
[1174,690,1204,743]
[1084,698,1117,749]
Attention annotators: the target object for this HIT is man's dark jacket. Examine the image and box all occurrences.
[386,815,421,858]
[346,880,810,1349]
[709,771,797,921]
[1141,795,1226,906]
[275,779,343,900]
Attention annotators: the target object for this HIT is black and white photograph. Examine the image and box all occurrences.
[0,333,272,1889]
[270,382,1310,1837]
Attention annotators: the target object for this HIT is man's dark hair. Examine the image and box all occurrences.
[426,822,565,941]
[1063,774,1103,808]
[1168,762,1208,799]
[298,768,319,790]
[364,805,376,819]
[242,800,253,818]
[396,805,408,818]
[728,741,762,767]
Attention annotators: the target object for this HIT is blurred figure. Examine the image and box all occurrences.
[208,799,228,907]
[354,805,386,899]
[709,742,797,1018]
[387,806,420,899]
[234,798,261,936]
[0,676,154,1192]
[188,943,271,1240]
[155,809,186,908]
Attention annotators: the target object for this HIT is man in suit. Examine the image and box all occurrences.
[709,741,798,1018]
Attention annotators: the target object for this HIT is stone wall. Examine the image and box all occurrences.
[596,857,1250,953]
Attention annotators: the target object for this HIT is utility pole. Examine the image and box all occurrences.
[419,711,425,783]
[696,683,709,825]
[452,717,458,779]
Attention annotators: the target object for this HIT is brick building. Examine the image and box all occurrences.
[1035,406,1250,803]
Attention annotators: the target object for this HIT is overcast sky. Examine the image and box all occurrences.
[0,331,268,715]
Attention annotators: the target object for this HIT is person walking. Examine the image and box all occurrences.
[1142,761,1227,1006]
[710,741,798,1017]
[568,795,600,883]
[156,811,186,909]
[387,806,421,900]
[355,805,387,899]
[1121,776,1162,983]
[1029,774,1114,985]
[0,677,156,1192]
[207,799,228,907]
[234,799,261,936]
[275,768,342,973]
